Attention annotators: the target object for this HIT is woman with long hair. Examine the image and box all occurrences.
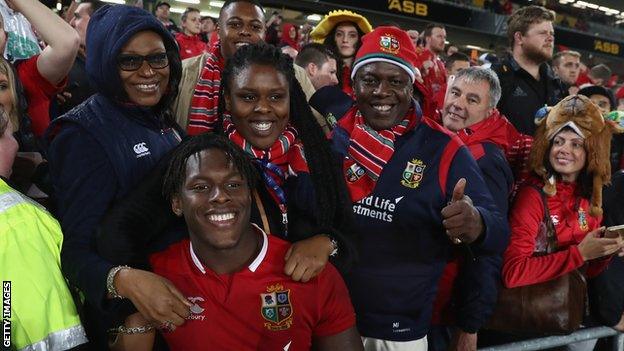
[0,57,36,151]
[310,10,371,96]
[96,43,356,345]
[502,95,624,289]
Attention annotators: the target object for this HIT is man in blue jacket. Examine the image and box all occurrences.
[328,26,509,351]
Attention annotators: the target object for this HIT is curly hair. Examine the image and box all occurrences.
[217,43,352,232]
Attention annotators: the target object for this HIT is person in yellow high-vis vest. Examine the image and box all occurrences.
[0,110,87,350]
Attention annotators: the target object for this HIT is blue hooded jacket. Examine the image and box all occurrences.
[44,5,182,345]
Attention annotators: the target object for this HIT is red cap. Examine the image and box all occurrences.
[351,26,418,82]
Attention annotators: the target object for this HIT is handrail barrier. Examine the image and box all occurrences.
[480,327,623,351]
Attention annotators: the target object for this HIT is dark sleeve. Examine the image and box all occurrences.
[476,144,513,216]
[47,124,117,310]
[445,146,510,255]
[588,256,624,326]
[286,172,357,273]
[455,253,503,333]
[96,150,179,269]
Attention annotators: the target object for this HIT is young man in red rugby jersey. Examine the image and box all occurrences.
[112,134,363,351]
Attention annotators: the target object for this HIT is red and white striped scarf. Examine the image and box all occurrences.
[337,106,418,202]
[187,41,225,135]
[222,116,309,195]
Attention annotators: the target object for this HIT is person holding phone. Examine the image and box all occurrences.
[502,95,624,289]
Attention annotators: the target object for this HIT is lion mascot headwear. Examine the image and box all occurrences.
[530,94,624,217]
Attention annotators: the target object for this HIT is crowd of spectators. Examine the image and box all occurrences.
[1,0,624,350]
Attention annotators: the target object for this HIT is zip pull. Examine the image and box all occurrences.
[280,204,288,225]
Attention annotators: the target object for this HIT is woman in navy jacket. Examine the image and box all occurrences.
[45,5,185,347]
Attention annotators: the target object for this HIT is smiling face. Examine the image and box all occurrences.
[172,149,252,251]
[334,23,359,59]
[118,31,170,107]
[442,77,492,132]
[225,64,290,149]
[354,62,413,131]
[548,129,586,182]
[218,1,266,59]
[518,20,554,63]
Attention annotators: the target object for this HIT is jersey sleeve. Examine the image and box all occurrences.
[312,264,356,337]
[17,55,67,136]
[502,187,585,288]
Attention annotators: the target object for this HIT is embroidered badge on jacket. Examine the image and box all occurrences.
[261,284,293,331]
[346,162,366,183]
[578,207,589,231]
[400,159,426,189]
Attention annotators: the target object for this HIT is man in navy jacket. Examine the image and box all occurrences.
[430,67,514,351]
[324,26,509,351]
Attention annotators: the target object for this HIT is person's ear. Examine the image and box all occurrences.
[306,62,318,76]
[171,195,183,217]
[514,31,523,46]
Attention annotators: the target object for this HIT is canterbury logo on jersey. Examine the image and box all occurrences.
[133,142,150,158]
[187,296,206,321]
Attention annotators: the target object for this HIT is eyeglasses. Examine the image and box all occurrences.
[117,52,169,71]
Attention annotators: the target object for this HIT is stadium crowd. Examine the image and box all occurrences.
[1,0,624,350]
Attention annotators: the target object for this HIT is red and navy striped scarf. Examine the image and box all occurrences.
[337,107,418,202]
[187,41,224,135]
[223,117,309,229]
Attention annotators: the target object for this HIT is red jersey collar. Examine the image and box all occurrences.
[189,223,269,274]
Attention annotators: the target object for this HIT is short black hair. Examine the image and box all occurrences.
[81,0,105,15]
[201,16,217,25]
[162,134,258,200]
[219,0,264,19]
[155,1,170,9]
[445,52,470,70]
[295,43,336,69]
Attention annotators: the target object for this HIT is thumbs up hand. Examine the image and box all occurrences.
[441,178,484,244]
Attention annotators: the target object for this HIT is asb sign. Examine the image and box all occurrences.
[387,0,429,17]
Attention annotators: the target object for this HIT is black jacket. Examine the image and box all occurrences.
[492,55,565,136]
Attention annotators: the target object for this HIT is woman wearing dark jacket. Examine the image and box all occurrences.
[45,5,187,348]
[98,43,355,275]
[96,45,356,339]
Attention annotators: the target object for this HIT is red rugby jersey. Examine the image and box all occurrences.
[150,226,356,350]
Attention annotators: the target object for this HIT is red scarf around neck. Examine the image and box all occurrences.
[337,106,418,202]
[187,41,225,136]
[222,116,309,206]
